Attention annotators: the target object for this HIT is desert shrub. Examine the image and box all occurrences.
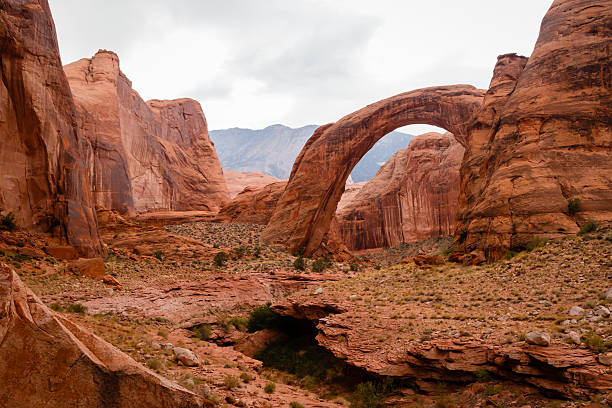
[0,211,16,231]
[247,304,289,332]
[213,251,227,267]
[191,323,212,340]
[157,328,169,339]
[223,375,239,389]
[293,256,306,271]
[525,236,545,252]
[227,316,248,331]
[350,262,360,272]
[311,257,332,272]
[153,250,163,261]
[253,246,262,258]
[582,330,607,353]
[239,372,253,383]
[146,358,162,370]
[503,250,519,260]
[349,380,394,408]
[579,220,599,235]
[264,382,276,394]
[50,302,63,312]
[567,198,581,215]
[66,303,87,314]
[290,402,305,408]
[233,246,248,259]
[474,369,490,382]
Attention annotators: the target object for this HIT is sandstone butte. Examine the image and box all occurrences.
[338,132,463,251]
[0,263,212,408]
[262,0,612,259]
[0,0,103,257]
[64,50,229,215]
[223,169,283,198]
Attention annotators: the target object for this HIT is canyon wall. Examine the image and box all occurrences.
[64,51,229,215]
[0,0,102,256]
[338,132,463,250]
[263,0,612,258]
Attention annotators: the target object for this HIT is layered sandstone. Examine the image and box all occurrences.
[263,0,612,258]
[216,182,287,225]
[0,263,210,407]
[0,0,103,256]
[64,51,229,215]
[223,169,283,198]
[338,132,463,250]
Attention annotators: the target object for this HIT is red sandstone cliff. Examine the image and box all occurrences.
[223,169,283,198]
[0,0,103,256]
[215,181,287,225]
[338,132,463,250]
[64,50,229,215]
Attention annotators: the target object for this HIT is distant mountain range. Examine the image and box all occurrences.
[210,124,414,183]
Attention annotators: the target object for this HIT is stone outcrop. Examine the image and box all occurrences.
[223,169,283,198]
[64,51,229,215]
[263,0,612,259]
[216,181,287,225]
[0,263,210,407]
[0,0,103,256]
[338,132,463,250]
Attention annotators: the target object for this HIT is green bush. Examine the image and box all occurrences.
[474,369,490,382]
[66,303,87,314]
[293,256,306,271]
[191,323,212,340]
[146,358,162,371]
[153,250,163,261]
[567,198,581,215]
[239,372,254,383]
[349,380,394,408]
[253,246,262,258]
[525,236,545,252]
[579,220,599,235]
[264,382,276,394]
[582,330,607,353]
[311,257,332,272]
[0,211,16,231]
[350,263,360,272]
[290,402,305,408]
[214,251,227,267]
[223,375,239,389]
[247,304,288,332]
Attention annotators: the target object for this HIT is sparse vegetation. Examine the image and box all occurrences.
[348,380,394,408]
[582,330,607,353]
[66,303,87,314]
[264,382,276,394]
[290,402,305,408]
[223,375,239,389]
[146,358,162,370]
[579,219,599,235]
[293,256,306,271]
[247,303,288,332]
[311,257,332,272]
[567,198,581,215]
[153,250,163,261]
[213,251,227,267]
[239,372,254,383]
[525,236,545,252]
[0,211,16,231]
[190,323,212,340]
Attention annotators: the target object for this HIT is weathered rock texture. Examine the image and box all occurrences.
[0,263,210,407]
[223,169,283,198]
[338,132,463,250]
[263,0,612,258]
[216,181,287,225]
[64,50,229,215]
[0,0,103,256]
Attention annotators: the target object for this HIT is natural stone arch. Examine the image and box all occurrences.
[261,85,485,256]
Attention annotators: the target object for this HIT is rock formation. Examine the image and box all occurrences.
[0,0,103,256]
[216,182,287,225]
[0,263,211,407]
[338,132,463,250]
[263,0,612,258]
[64,51,229,215]
[223,169,283,198]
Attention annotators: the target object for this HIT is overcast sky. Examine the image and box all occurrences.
[50,0,552,134]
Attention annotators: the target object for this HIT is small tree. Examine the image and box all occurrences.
[0,211,16,231]
[567,198,581,215]
[293,256,306,271]
[214,251,228,267]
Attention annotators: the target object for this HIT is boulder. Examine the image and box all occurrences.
[69,258,106,280]
[338,132,463,250]
[173,347,200,367]
[44,246,79,260]
[215,182,287,225]
[0,263,210,407]
[525,331,551,346]
[223,169,283,199]
[569,306,586,317]
[605,287,612,301]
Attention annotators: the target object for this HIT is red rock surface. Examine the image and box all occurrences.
[338,132,463,250]
[215,181,287,225]
[0,263,210,408]
[64,50,229,215]
[0,0,103,257]
[263,0,612,259]
[223,169,283,198]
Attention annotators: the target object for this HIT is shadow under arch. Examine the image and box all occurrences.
[261,85,486,256]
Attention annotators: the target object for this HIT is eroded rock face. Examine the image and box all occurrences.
[64,50,229,215]
[338,132,463,250]
[223,169,283,198]
[0,0,103,256]
[0,263,210,408]
[263,0,612,258]
[216,182,287,225]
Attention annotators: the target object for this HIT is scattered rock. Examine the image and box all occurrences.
[102,275,122,289]
[44,245,79,260]
[569,306,586,317]
[173,347,200,366]
[605,287,612,301]
[462,250,486,266]
[525,331,551,346]
[412,255,445,266]
[69,258,106,280]
[568,331,581,344]
[599,353,612,366]
[313,287,323,295]
[594,306,610,317]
